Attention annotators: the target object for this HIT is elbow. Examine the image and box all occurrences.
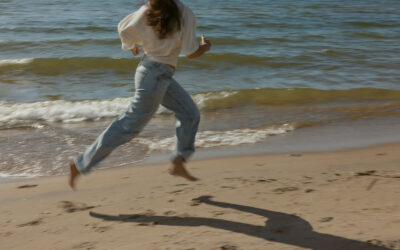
[186,44,210,59]
[186,47,202,59]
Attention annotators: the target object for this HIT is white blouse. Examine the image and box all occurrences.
[118,0,200,67]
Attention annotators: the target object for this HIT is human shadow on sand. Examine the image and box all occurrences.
[89,196,391,250]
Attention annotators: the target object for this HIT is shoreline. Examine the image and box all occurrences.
[1,139,400,185]
[1,140,400,185]
[2,115,400,184]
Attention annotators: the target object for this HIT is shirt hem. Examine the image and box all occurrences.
[145,55,179,68]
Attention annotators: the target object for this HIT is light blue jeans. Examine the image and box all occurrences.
[75,55,200,174]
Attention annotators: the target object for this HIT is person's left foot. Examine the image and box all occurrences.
[68,159,80,190]
[169,157,198,182]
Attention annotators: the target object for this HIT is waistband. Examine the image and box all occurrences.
[139,54,175,74]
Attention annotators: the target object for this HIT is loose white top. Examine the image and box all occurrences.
[118,0,200,67]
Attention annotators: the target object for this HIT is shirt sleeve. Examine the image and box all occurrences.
[118,12,139,51]
[181,7,200,56]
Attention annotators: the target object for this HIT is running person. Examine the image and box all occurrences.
[69,0,211,189]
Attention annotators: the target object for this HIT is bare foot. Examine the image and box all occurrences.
[169,157,198,182]
[68,159,80,190]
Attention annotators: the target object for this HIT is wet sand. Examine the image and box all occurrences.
[1,143,400,250]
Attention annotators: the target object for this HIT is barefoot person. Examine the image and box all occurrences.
[69,0,211,189]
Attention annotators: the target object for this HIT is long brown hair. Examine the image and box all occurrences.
[146,0,181,39]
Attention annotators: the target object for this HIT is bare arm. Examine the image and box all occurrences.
[187,35,211,59]
[131,45,142,56]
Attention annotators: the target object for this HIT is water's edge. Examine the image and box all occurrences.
[2,118,399,184]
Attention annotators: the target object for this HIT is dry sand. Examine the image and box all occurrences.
[1,143,400,250]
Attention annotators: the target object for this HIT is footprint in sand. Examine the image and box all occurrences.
[17,218,43,227]
[223,177,243,181]
[273,187,299,194]
[0,231,13,237]
[356,170,376,176]
[59,201,96,213]
[175,184,188,187]
[163,210,176,215]
[256,179,277,183]
[17,184,38,189]
[319,217,334,222]
[327,179,339,183]
[168,189,185,194]
[71,242,96,250]
[211,211,225,217]
[85,223,112,233]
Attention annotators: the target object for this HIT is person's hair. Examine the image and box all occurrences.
[146,0,181,39]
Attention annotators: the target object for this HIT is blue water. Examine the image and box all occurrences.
[1,0,400,103]
[1,0,400,178]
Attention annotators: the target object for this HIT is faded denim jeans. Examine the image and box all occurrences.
[75,55,200,174]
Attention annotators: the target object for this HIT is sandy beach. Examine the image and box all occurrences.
[1,143,399,250]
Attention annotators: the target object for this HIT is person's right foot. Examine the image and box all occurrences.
[169,157,198,182]
[68,160,80,190]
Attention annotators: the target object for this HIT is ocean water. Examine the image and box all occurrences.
[1,0,400,178]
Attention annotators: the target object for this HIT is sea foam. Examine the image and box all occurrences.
[0,98,130,125]
[137,124,294,151]
[0,58,34,66]
[0,91,239,126]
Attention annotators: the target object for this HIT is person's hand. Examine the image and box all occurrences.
[201,34,211,51]
[187,35,212,58]
[131,46,142,56]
